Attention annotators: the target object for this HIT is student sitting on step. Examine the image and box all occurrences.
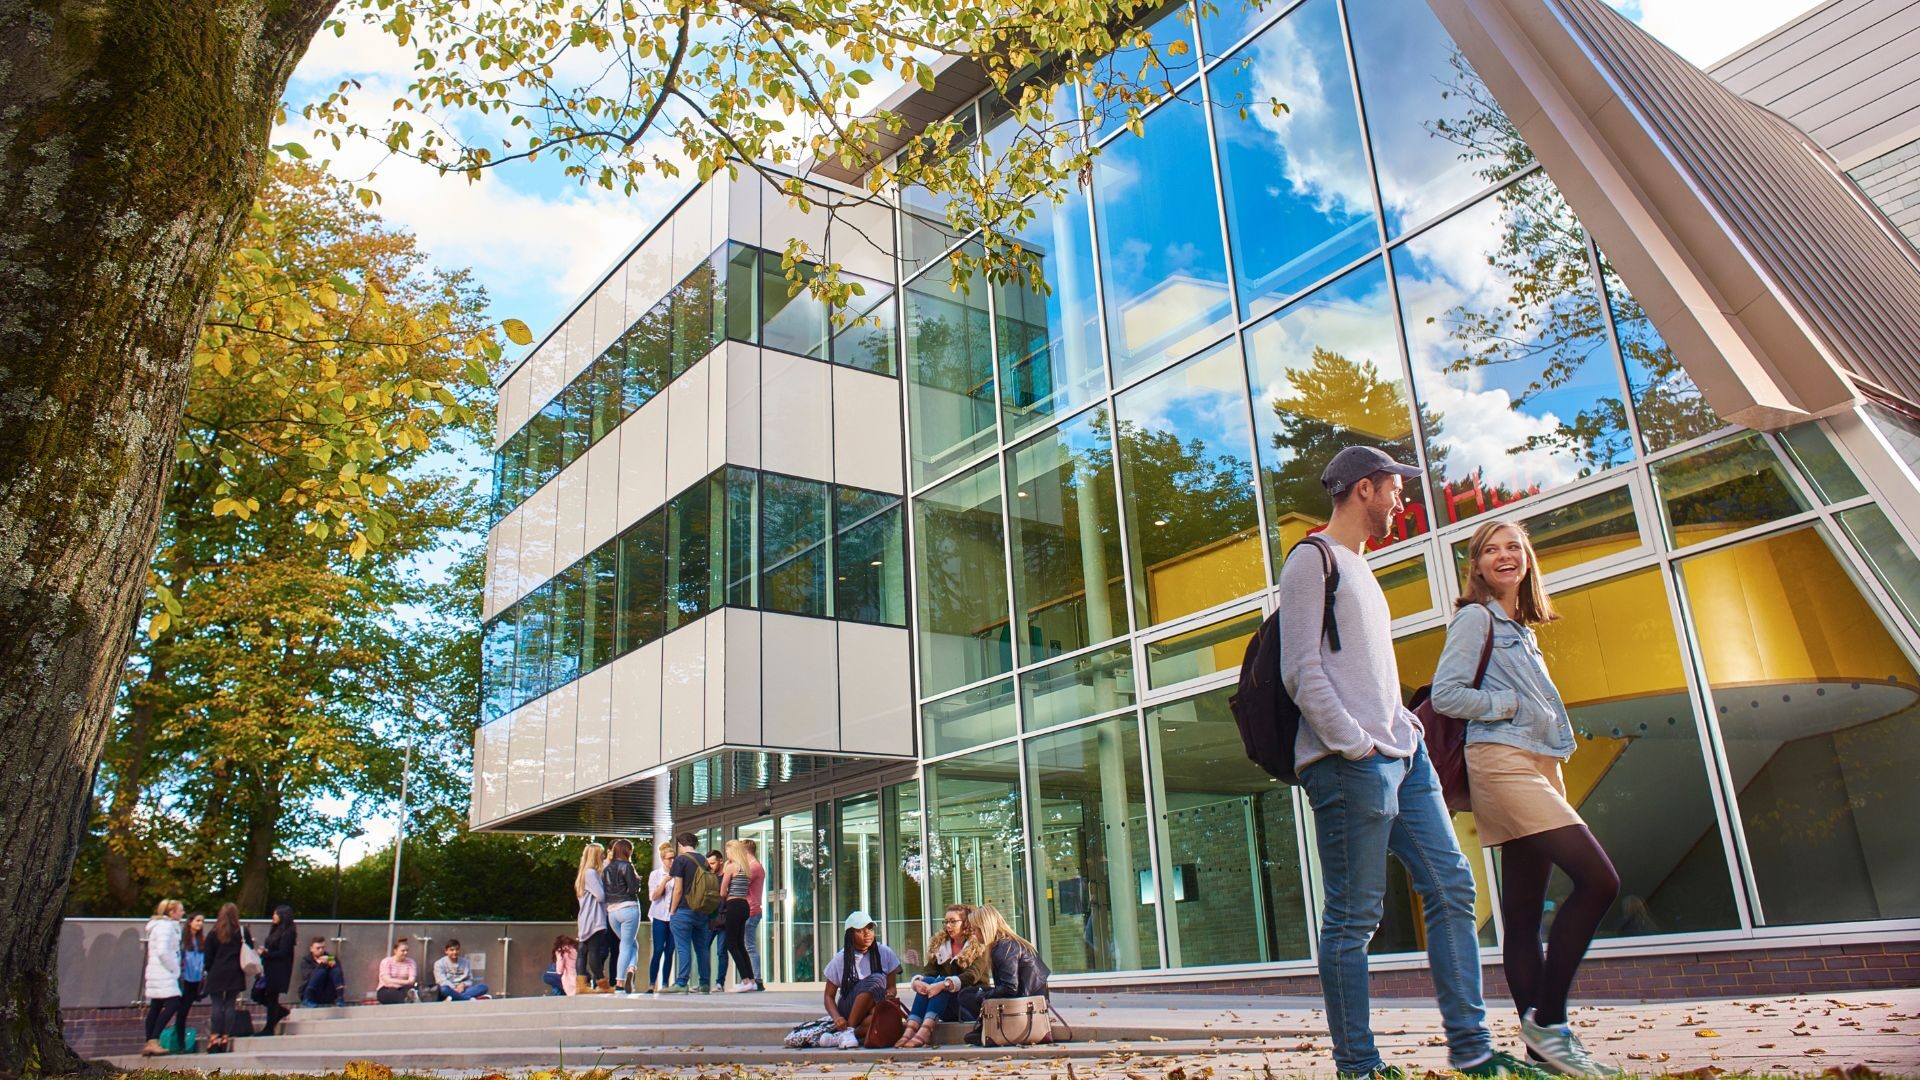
[376,939,419,1004]
[822,911,901,1045]
[300,937,346,1007]
[434,939,490,1001]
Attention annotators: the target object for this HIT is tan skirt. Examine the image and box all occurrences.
[1465,742,1583,846]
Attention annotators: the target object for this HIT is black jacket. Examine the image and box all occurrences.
[261,923,298,995]
[958,938,1049,1017]
[203,928,254,996]
[603,859,642,906]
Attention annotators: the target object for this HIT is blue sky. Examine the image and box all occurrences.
[285,0,1822,863]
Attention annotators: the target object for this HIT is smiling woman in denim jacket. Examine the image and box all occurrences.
[1432,519,1622,1078]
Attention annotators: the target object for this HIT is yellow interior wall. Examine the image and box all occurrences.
[1146,531,1266,626]
[1536,568,1689,704]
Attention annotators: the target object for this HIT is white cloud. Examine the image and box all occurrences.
[1610,0,1825,66]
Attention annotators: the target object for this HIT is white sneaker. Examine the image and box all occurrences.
[727,981,755,993]
[1521,1009,1622,1077]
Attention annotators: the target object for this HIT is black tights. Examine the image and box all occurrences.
[1500,823,1620,1026]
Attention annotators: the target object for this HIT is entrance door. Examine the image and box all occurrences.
[778,810,818,982]
[738,818,775,980]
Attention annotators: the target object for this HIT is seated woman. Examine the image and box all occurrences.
[375,939,418,1004]
[958,903,1050,1040]
[543,936,578,996]
[821,910,900,1043]
[898,904,986,1048]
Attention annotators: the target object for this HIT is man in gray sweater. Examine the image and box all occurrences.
[1279,446,1536,1079]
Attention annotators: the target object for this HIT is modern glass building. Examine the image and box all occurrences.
[473,0,1920,989]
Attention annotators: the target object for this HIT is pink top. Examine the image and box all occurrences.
[554,946,578,996]
[747,861,767,917]
[377,957,416,988]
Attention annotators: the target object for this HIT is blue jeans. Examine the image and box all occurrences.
[438,982,488,1001]
[647,918,674,987]
[609,904,642,989]
[670,907,713,989]
[909,988,957,1021]
[301,965,344,1007]
[542,970,565,995]
[743,913,762,981]
[1300,744,1490,1074]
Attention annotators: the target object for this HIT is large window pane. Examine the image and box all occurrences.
[834,488,907,627]
[617,512,667,653]
[1396,176,1629,519]
[905,245,996,486]
[620,301,672,413]
[1021,644,1135,731]
[1089,3,1200,127]
[1199,0,1277,62]
[1028,717,1161,973]
[1345,0,1530,235]
[997,188,1106,440]
[762,256,831,360]
[1145,610,1260,689]
[926,744,1029,934]
[899,105,979,277]
[1680,526,1920,925]
[587,353,624,443]
[665,475,714,630]
[912,461,1013,694]
[1778,422,1867,504]
[837,794,883,935]
[670,249,722,376]
[924,679,1016,758]
[1114,339,1265,627]
[582,541,619,673]
[1210,0,1378,320]
[482,613,517,722]
[560,377,591,471]
[1449,484,1640,584]
[882,780,925,965]
[1838,505,1920,634]
[762,472,829,616]
[549,558,585,688]
[832,271,898,376]
[528,395,565,493]
[1652,431,1808,549]
[1145,686,1311,965]
[1095,89,1234,384]
[1247,258,1427,565]
[1008,409,1128,664]
[514,585,550,704]
[1534,569,1740,937]
[1597,251,1721,452]
[719,467,758,608]
[725,243,759,344]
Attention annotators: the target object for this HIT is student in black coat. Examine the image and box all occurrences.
[202,903,255,1054]
[957,904,1050,1033]
[258,905,298,1035]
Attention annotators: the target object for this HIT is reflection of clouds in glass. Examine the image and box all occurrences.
[1119,360,1252,447]
[1247,270,1402,427]
[1231,8,1372,222]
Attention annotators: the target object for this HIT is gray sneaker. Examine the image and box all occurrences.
[1520,1010,1622,1077]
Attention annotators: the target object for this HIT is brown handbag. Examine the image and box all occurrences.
[862,996,909,1048]
[1410,617,1494,813]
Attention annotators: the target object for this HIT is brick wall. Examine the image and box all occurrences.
[1066,939,1920,1000]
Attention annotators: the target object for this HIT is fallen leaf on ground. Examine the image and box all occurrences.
[1696,1029,1722,1038]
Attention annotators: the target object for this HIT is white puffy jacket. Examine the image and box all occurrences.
[142,917,183,1001]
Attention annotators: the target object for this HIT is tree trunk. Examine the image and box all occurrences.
[0,0,334,1073]
[236,782,280,917]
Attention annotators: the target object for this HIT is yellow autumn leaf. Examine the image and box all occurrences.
[501,317,533,345]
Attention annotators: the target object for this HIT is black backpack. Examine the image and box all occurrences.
[1230,536,1341,785]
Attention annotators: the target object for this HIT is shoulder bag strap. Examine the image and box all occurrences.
[1472,614,1495,689]
[1047,1003,1074,1043]
[1304,536,1342,653]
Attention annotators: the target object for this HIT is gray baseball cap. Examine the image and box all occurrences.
[1321,445,1421,497]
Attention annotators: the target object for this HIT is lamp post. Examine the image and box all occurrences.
[385,732,415,955]
[330,824,364,920]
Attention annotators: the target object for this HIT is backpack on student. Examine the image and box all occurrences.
[1230,535,1340,786]
[685,858,721,915]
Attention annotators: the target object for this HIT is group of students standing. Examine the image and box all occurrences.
[139,901,298,1056]
[1277,445,1626,1078]
[560,832,765,995]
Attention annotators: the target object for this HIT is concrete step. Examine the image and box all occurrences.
[277,995,808,1035]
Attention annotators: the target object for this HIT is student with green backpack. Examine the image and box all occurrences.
[666,831,720,993]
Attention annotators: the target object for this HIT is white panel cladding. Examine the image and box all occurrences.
[609,640,664,780]
[724,342,761,470]
[665,360,713,496]
[624,220,675,327]
[727,173,762,247]
[562,303,596,385]
[553,448,590,573]
[723,608,763,746]
[575,662,613,792]
[544,681,578,800]
[704,614,726,750]
[671,181,716,281]
[506,702,547,815]
[837,622,913,757]
[761,174,830,261]
[469,726,486,826]
[517,481,559,600]
[498,367,532,449]
[616,391,670,532]
[590,270,626,359]
[481,719,510,822]
[583,427,622,554]
[529,320,567,416]
[660,622,707,762]
[706,342,729,476]
[759,613,838,751]
[760,351,833,482]
[831,365,904,495]
[828,196,896,282]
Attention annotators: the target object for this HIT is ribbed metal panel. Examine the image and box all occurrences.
[1551,0,1920,404]
[1850,136,1920,249]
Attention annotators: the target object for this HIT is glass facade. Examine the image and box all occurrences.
[481,466,905,722]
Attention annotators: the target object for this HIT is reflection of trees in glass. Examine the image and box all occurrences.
[1263,348,1442,535]
[1600,256,1722,450]
[1425,49,1535,190]
[1113,418,1259,560]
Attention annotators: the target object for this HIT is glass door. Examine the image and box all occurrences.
[778,810,818,982]
[738,818,775,981]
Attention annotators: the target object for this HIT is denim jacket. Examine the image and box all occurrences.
[1429,599,1576,759]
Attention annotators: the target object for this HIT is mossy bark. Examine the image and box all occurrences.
[0,0,334,1074]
